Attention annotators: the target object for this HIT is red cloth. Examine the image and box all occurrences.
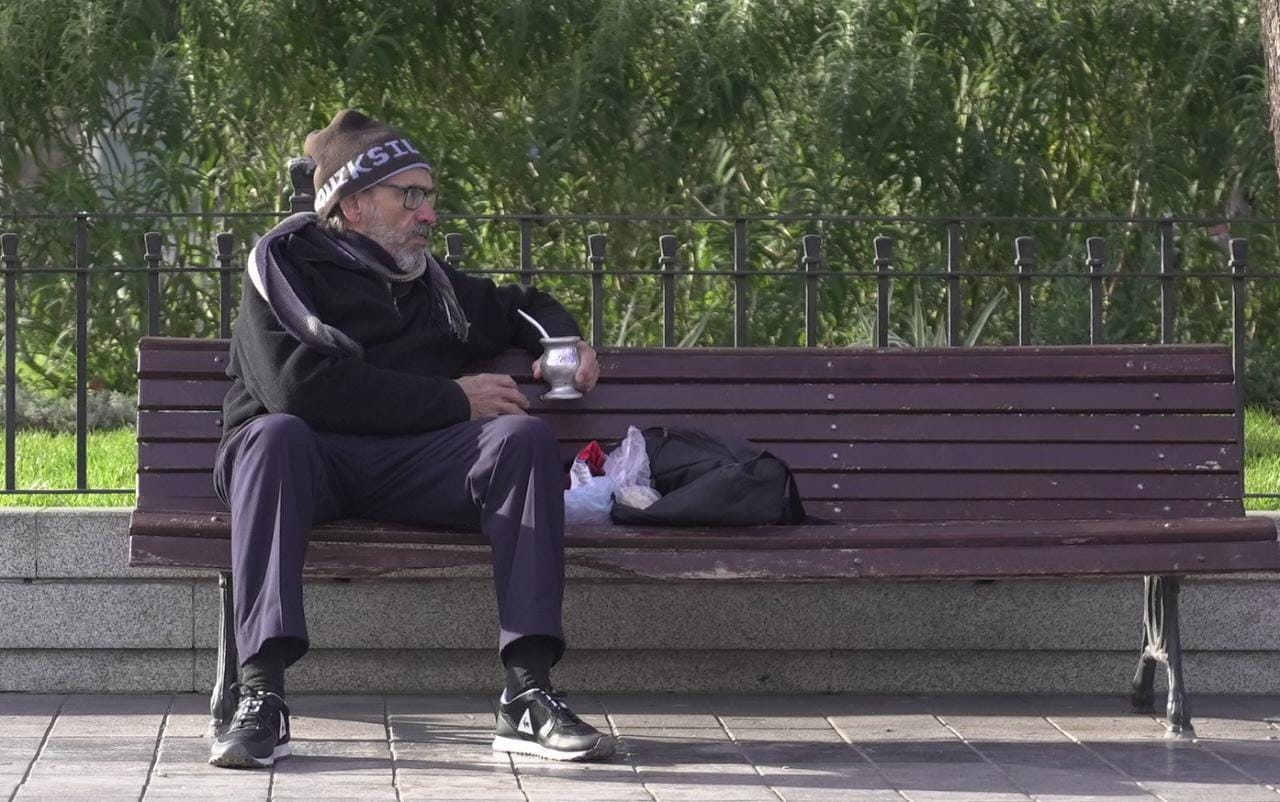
[565,440,608,488]
[577,441,607,476]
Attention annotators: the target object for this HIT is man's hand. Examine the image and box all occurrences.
[455,374,529,419]
[532,341,600,393]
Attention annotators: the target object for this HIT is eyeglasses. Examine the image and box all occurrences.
[378,181,437,210]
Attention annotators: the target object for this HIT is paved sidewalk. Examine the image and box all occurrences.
[1,693,1278,801]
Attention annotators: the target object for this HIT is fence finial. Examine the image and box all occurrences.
[287,157,316,214]
[1229,238,1248,274]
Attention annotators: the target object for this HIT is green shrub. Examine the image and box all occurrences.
[0,387,136,432]
[1246,346,1280,415]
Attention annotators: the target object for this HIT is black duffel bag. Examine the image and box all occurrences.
[610,426,806,527]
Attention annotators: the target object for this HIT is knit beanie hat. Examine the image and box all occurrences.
[304,109,432,219]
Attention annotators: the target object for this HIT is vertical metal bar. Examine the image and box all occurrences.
[802,234,822,348]
[445,233,464,270]
[1230,239,1248,472]
[519,218,534,287]
[287,157,315,215]
[217,233,234,339]
[733,219,749,347]
[659,235,678,347]
[588,234,606,348]
[874,236,893,348]
[74,213,89,490]
[1087,236,1106,345]
[1159,216,1177,344]
[1015,236,1035,346]
[144,232,163,336]
[946,222,963,346]
[2,233,18,491]
[210,571,239,737]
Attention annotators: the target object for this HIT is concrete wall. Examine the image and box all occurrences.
[2,509,1279,694]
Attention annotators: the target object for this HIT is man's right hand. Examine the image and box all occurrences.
[455,374,530,419]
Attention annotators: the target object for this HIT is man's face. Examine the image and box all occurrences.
[350,167,438,272]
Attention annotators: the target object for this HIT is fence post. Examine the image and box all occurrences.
[519,218,534,287]
[946,222,963,346]
[217,233,235,339]
[1015,237,1035,346]
[144,232,163,336]
[445,233,465,270]
[1159,215,1177,344]
[1230,238,1248,471]
[287,157,315,214]
[588,234,606,348]
[2,233,17,491]
[874,236,893,348]
[74,212,89,490]
[1087,237,1106,345]
[659,235,678,347]
[733,219,750,346]
[802,234,822,348]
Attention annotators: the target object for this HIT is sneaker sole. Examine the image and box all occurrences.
[209,741,292,769]
[492,734,615,762]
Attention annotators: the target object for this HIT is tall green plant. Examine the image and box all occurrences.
[1,0,1276,394]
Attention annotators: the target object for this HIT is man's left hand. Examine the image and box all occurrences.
[532,341,600,393]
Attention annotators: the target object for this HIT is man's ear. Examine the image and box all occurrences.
[337,194,363,227]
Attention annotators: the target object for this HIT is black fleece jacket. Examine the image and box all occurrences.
[218,225,580,456]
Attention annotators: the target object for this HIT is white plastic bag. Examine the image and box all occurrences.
[604,426,661,510]
[564,458,615,525]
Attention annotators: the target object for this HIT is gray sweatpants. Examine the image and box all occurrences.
[214,413,566,667]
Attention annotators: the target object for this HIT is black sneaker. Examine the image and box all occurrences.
[209,684,292,769]
[493,688,616,761]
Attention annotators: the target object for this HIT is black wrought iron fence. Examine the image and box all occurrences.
[2,174,1279,501]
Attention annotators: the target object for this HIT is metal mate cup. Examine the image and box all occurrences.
[539,336,582,400]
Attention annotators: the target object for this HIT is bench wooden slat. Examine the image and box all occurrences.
[131,492,1248,522]
[127,535,1280,579]
[138,378,1239,413]
[138,409,1240,444]
[137,471,217,498]
[531,412,1241,444]
[128,513,1276,547]
[137,410,225,441]
[568,541,1280,580]
[139,342,1235,382]
[805,499,1248,521]
[138,438,1242,473]
[584,352,1236,382]
[137,337,1232,356]
[791,472,1241,499]
[135,467,1243,501]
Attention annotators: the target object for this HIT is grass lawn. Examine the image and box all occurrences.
[3,410,1280,509]
[0,428,136,507]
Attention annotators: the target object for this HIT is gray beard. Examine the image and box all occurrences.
[360,213,428,277]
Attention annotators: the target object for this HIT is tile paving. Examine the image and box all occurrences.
[0,693,1277,801]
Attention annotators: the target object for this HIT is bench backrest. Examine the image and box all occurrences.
[136,338,1245,523]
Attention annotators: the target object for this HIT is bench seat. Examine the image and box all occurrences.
[129,515,1278,579]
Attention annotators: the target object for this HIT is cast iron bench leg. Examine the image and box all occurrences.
[1159,576,1194,738]
[1130,576,1158,713]
[1132,575,1194,738]
[209,571,239,738]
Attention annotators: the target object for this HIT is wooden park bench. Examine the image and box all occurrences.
[128,336,1280,738]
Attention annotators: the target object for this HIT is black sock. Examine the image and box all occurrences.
[240,638,288,698]
[502,635,560,699]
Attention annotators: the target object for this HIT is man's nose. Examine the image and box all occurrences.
[414,202,437,226]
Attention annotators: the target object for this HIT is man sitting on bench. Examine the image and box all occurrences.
[209,108,611,768]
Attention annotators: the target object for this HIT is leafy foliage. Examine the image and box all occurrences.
[1,0,1278,396]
